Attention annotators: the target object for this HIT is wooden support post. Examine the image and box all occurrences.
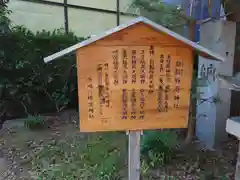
[236,140,240,180]
[184,20,197,144]
[128,130,141,180]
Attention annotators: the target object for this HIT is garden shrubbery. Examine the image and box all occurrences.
[140,130,179,172]
[0,25,85,118]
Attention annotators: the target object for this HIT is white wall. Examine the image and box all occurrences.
[7,0,135,37]
[68,0,116,11]
[8,0,65,32]
[68,9,116,37]
[67,0,133,12]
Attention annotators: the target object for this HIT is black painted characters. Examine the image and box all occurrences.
[87,77,94,119]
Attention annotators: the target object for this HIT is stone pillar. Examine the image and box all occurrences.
[196,20,236,149]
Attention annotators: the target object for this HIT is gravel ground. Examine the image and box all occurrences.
[0,111,238,180]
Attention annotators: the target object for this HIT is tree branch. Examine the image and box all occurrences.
[130,0,192,21]
[169,12,233,29]
[196,12,233,25]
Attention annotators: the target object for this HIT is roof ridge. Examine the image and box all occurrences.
[44,16,225,63]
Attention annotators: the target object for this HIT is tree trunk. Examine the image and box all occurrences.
[184,20,197,145]
[184,98,195,144]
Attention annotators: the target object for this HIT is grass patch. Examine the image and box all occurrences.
[30,132,127,180]
[24,115,46,130]
[141,130,179,168]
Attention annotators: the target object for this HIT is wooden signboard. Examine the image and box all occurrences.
[44,17,224,180]
[77,22,193,132]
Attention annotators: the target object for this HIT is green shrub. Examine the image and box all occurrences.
[24,115,45,130]
[141,130,179,167]
[0,25,85,117]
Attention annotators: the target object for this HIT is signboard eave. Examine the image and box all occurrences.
[43,16,225,63]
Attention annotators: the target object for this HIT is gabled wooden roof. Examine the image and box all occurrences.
[44,16,225,63]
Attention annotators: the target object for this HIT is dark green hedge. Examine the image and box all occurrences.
[0,26,85,118]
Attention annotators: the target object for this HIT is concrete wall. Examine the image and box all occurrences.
[67,0,131,12]
[7,0,135,37]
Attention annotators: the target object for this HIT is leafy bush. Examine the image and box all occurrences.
[141,130,179,168]
[0,1,11,34]
[24,115,45,130]
[0,25,85,118]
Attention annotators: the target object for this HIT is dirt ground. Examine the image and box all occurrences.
[0,111,80,180]
[0,110,238,179]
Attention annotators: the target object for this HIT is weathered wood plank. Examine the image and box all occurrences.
[76,24,194,132]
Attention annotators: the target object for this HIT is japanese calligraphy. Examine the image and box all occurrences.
[87,77,94,119]
[112,50,119,85]
[104,63,110,108]
[157,77,164,112]
[166,54,171,82]
[131,89,137,119]
[164,85,169,112]
[200,63,216,83]
[174,60,183,108]
[149,45,155,94]
[97,64,104,115]
[139,89,145,119]
[122,89,128,119]
[140,50,146,84]
[132,50,137,84]
[160,54,164,73]
[164,55,171,112]
[122,49,128,84]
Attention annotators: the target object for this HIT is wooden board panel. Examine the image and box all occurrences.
[93,22,188,47]
[77,45,193,132]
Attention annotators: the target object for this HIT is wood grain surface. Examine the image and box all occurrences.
[76,23,193,132]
